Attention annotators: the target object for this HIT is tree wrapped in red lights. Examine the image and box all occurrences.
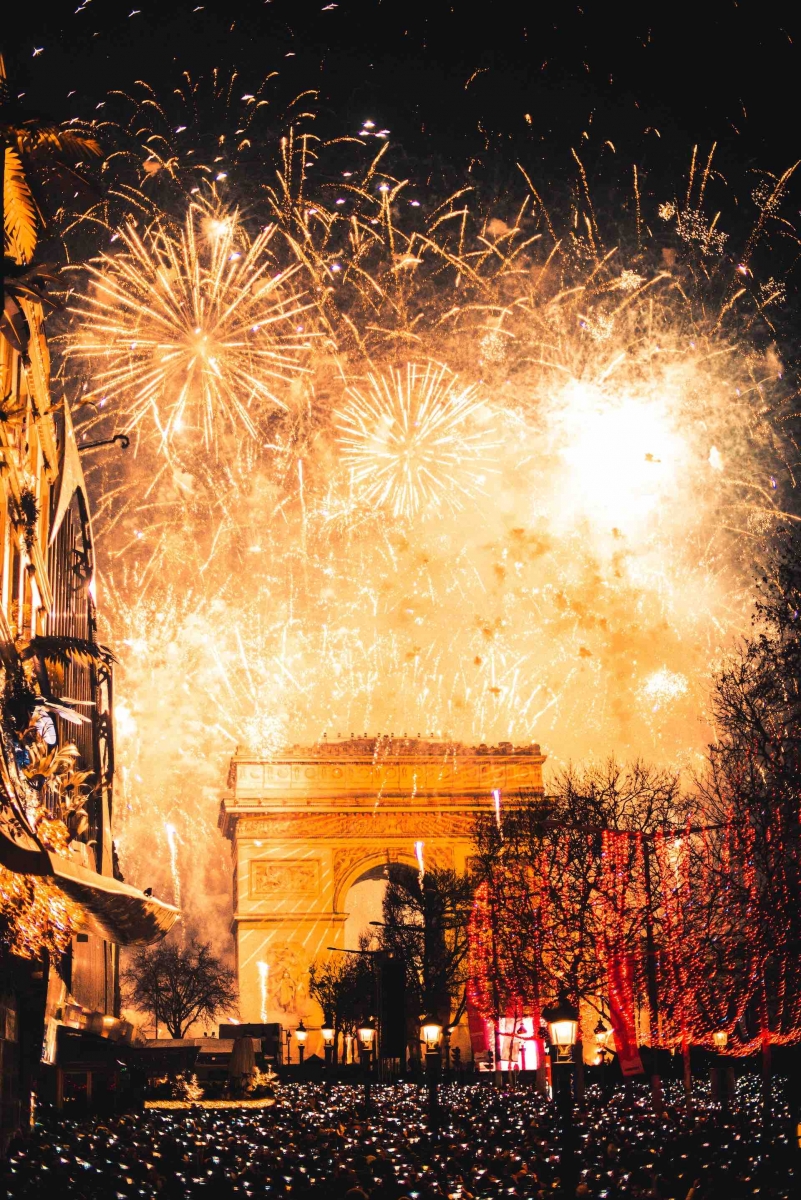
[470,751,801,1064]
[471,765,685,1058]
[469,533,801,1065]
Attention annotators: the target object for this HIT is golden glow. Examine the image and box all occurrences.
[68,203,312,451]
[421,1018,443,1050]
[335,362,495,519]
[72,155,793,937]
[548,380,686,537]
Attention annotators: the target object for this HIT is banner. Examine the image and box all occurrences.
[466,997,489,1055]
[607,952,645,1077]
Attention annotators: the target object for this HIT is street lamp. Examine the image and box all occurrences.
[545,992,579,1063]
[712,1029,732,1107]
[542,991,579,1196]
[594,1018,610,1053]
[295,1020,308,1067]
[321,1016,335,1068]
[422,1015,443,1052]
[594,1017,612,1101]
[358,1018,376,1058]
[358,1018,376,1114]
[421,1014,443,1131]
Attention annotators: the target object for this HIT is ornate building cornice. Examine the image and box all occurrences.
[219,738,545,838]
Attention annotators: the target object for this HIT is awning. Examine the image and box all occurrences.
[0,802,179,946]
[48,851,179,945]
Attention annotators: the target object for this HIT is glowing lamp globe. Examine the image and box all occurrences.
[594,1018,610,1048]
[321,1017,335,1046]
[421,1016,443,1050]
[543,993,579,1061]
[358,1019,376,1051]
[295,1019,308,1046]
[713,1029,728,1051]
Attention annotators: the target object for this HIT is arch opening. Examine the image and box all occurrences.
[342,860,419,950]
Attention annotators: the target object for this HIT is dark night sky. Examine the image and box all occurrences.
[3,1,800,179]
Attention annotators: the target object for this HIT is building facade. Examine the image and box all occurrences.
[219,737,544,1054]
[0,271,178,1136]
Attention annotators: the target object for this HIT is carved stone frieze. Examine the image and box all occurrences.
[331,846,374,889]
[233,755,543,798]
[237,810,477,841]
[250,859,320,898]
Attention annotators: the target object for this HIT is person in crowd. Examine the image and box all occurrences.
[1,1078,795,1199]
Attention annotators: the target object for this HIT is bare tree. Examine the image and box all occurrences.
[700,527,801,1042]
[123,939,238,1038]
[380,867,473,1036]
[308,949,374,1062]
[474,763,685,1017]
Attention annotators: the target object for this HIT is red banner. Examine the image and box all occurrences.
[466,997,489,1054]
[607,952,645,1077]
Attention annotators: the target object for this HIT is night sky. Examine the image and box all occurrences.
[3,2,800,178]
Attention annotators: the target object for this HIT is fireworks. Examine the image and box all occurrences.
[165,823,181,909]
[67,203,313,451]
[257,961,269,1022]
[98,70,315,198]
[334,362,495,520]
[61,116,799,931]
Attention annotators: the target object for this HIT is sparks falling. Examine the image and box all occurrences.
[68,203,312,452]
[415,840,425,885]
[335,362,495,519]
[63,120,799,929]
[257,961,269,1022]
[164,823,181,910]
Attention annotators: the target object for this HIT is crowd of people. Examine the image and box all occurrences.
[2,1078,796,1199]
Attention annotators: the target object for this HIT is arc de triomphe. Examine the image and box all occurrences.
[218,737,544,1045]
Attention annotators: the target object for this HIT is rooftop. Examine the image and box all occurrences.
[233,736,541,760]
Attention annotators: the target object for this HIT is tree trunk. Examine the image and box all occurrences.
[682,1036,692,1104]
[642,840,664,1113]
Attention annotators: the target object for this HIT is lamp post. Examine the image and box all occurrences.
[537,1023,551,1097]
[543,992,580,1198]
[321,1016,335,1069]
[594,1018,612,1102]
[517,1023,528,1073]
[712,1029,731,1108]
[358,1018,376,1114]
[421,1015,443,1132]
[295,1020,307,1070]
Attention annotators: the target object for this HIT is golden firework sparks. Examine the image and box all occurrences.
[67,134,800,927]
[68,203,313,451]
[335,361,495,519]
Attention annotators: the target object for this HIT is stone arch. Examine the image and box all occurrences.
[219,739,544,1025]
[334,850,419,913]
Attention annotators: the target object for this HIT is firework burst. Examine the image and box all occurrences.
[335,362,495,519]
[67,203,313,451]
[70,119,801,933]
